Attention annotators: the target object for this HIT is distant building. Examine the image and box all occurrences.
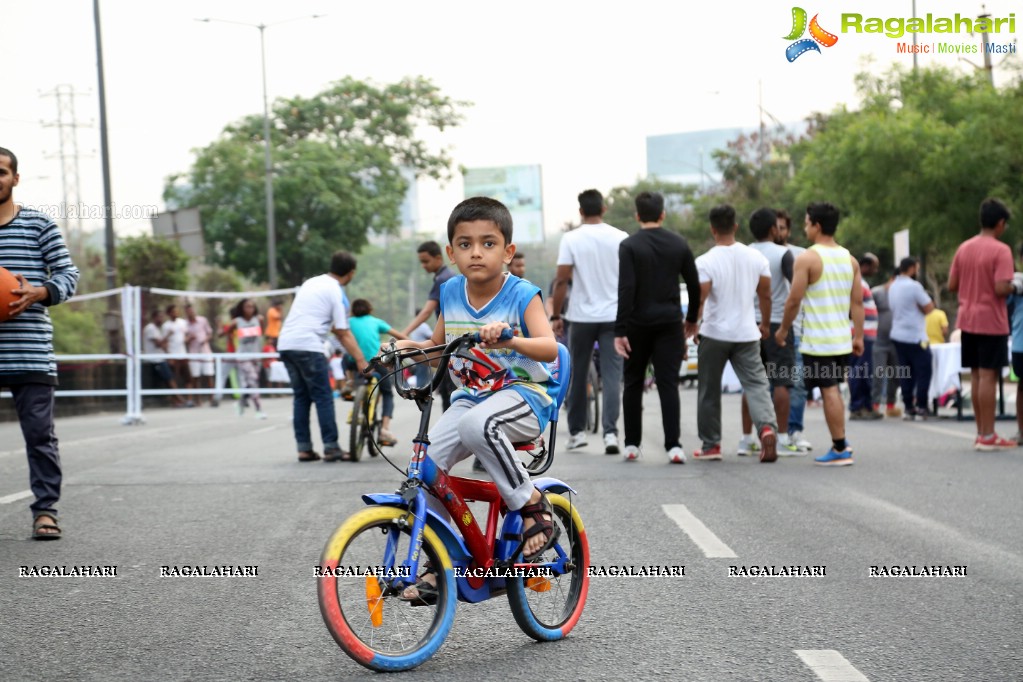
[645,128,745,188]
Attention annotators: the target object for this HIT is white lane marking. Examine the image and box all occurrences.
[0,490,33,505]
[0,423,228,460]
[795,650,870,681]
[908,423,974,441]
[843,490,1023,569]
[661,503,737,558]
[251,426,276,435]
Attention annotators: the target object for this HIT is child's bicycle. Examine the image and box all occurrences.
[317,331,589,671]
[346,372,382,461]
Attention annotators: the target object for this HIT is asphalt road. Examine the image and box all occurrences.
[1,386,1021,681]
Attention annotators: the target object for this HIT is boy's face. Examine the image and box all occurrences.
[775,217,789,245]
[508,257,526,277]
[0,156,18,205]
[446,220,514,284]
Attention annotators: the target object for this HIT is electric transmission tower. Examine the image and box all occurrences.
[41,84,92,255]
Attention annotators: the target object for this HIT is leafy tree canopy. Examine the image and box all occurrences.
[165,76,469,286]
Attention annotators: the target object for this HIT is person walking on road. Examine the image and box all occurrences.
[614,191,700,464]
[278,251,368,462]
[738,207,796,457]
[888,257,935,421]
[870,273,901,417]
[948,198,1020,450]
[550,189,628,454]
[849,254,882,420]
[694,205,779,463]
[775,202,864,467]
[0,146,80,540]
[774,209,813,452]
[403,240,457,410]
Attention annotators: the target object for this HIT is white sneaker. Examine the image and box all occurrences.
[255,411,268,420]
[777,433,805,457]
[567,432,588,450]
[668,446,686,464]
[737,434,760,457]
[788,430,812,451]
[623,445,641,462]
[235,402,245,417]
[603,433,620,455]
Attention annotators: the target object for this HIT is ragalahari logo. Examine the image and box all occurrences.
[784,7,839,61]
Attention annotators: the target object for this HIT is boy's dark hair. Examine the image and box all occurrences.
[511,252,525,261]
[749,207,778,241]
[709,204,737,233]
[898,257,918,274]
[775,208,791,228]
[635,192,665,223]
[578,189,604,218]
[980,198,1011,229]
[351,298,372,317]
[806,202,841,236]
[447,196,513,244]
[165,304,177,315]
[0,147,17,174]
[150,308,162,320]
[417,240,443,258]
[330,250,357,277]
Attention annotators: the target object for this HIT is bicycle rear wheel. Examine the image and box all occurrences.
[586,362,600,434]
[367,389,383,457]
[318,506,457,672]
[349,383,368,461]
[506,493,589,641]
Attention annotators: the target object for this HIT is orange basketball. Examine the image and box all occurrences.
[0,266,20,322]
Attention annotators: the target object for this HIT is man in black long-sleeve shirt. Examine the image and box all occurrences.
[614,191,700,463]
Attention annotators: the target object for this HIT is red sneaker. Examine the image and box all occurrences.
[974,434,1017,451]
[692,445,723,461]
[758,426,777,463]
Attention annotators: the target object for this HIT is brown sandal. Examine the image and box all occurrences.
[297,450,321,462]
[516,492,559,560]
[32,513,62,541]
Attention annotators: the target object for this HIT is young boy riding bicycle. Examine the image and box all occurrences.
[384,197,561,599]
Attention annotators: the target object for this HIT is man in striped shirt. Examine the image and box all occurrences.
[775,203,864,466]
[0,147,80,539]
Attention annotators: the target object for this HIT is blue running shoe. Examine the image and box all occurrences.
[814,447,854,466]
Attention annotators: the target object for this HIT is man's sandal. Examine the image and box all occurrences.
[297,450,321,462]
[32,513,61,541]
[516,492,560,560]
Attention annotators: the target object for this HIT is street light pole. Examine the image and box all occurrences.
[257,24,277,289]
[196,15,324,288]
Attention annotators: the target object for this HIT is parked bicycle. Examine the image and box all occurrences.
[346,373,382,461]
[317,331,589,671]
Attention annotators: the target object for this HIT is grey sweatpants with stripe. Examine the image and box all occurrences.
[428,390,540,511]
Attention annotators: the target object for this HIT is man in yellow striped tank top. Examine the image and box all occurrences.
[775,203,864,466]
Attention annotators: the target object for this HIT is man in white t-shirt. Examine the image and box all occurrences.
[549,189,628,454]
[694,204,779,463]
[277,251,368,462]
[162,303,191,406]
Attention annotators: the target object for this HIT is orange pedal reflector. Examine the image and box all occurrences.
[526,576,551,592]
[365,576,384,627]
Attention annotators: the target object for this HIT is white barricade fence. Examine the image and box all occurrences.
[2,284,302,426]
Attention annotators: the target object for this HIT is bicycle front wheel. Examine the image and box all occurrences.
[318,506,457,672]
[349,383,367,461]
[506,493,590,641]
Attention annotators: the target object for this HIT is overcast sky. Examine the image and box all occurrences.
[5,0,1019,245]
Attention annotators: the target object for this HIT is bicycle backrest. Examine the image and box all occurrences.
[550,343,571,422]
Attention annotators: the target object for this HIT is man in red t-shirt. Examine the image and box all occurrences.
[948,198,1020,450]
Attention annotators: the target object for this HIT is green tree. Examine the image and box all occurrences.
[790,65,1023,284]
[165,76,469,286]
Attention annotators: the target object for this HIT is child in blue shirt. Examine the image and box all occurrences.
[389,197,560,601]
[346,298,406,445]
[1006,244,1023,441]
